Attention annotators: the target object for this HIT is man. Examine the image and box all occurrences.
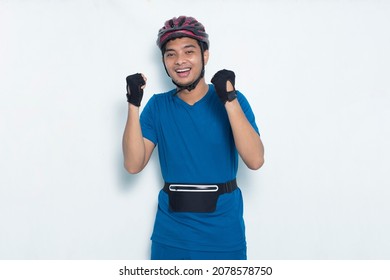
[122,16,264,260]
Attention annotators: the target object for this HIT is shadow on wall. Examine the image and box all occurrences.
[237,160,261,193]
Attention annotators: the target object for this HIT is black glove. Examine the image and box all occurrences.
[211,69,237,104]
[126,73,145,107]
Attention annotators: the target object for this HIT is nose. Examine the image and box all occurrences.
[174,53,185,65]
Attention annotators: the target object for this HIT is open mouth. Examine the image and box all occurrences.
[175,68,191,78]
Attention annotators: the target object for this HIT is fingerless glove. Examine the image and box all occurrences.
[211,69,237,104]
[126,73,145,107]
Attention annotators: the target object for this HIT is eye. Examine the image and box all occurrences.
[165,52,175,58]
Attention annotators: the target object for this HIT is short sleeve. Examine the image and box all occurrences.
[236,91,260,135]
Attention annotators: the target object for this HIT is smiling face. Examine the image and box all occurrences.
[163,37,209,88]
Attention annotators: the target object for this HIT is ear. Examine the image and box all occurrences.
[203,49,210,65]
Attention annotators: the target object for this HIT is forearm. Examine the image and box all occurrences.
[225,100,264,170]
[122,104,146,173]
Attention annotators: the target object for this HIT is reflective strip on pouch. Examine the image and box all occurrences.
[168,184,219,192]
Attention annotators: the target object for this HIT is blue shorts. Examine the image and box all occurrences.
[151,242,247,260]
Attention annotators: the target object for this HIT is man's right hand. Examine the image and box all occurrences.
[126,73,146,107]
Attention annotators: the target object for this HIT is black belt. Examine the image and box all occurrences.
[163,179,237,213]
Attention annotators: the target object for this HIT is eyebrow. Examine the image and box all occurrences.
[165,44,197,53]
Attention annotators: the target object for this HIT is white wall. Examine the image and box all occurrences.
[1,0,389,259]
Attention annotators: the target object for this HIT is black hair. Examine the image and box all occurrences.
[161,37,208,55]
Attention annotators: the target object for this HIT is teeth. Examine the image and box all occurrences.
[176,68,190,73]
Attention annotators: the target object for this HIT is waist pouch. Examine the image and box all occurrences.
[163,179,237,213]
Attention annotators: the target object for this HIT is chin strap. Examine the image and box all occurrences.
[173,69,204,94]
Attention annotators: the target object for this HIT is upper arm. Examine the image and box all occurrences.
[139,95,157,169]
[142,137,156,169]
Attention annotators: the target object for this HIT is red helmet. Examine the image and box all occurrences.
[157,16,209,50]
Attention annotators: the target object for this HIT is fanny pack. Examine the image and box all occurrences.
[163,179,237,213]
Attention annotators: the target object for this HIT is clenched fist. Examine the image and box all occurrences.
[211,69,237,104]
[126,73,146,107]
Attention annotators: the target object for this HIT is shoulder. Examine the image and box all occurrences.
[235,90,254,106]
[154,88,176,100]
[236,90,248,101]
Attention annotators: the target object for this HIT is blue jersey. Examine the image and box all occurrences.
[140,85,259,252]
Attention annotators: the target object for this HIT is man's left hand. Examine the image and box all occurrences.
[211,69,237,104]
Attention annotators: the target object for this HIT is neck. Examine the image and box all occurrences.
[177,79,209,105]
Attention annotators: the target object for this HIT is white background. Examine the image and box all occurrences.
[1,0,389,259]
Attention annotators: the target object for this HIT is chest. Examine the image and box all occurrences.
[156,98,232,147]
